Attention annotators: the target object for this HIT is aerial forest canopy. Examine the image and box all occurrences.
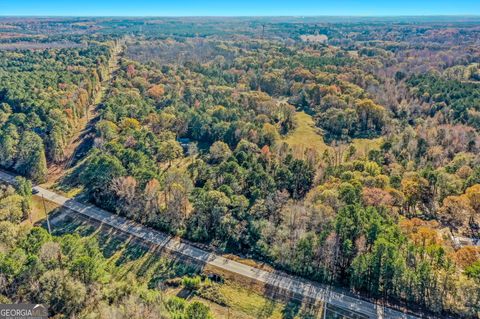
[0,43,112,181]
[0,17,480,318]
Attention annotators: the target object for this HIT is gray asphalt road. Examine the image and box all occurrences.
[0,170,420,319]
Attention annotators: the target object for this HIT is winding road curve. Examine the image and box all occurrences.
[0,170,420,319]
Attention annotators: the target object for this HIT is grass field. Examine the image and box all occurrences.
[283,111,383,161]
[217,283,321,319]
[351,137,383,158]
[29,196,60,224]
[282,111,331,158]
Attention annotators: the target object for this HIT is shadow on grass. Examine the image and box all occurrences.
[176,287,194,299]
[46,212,95,237]
[257,299,276,319]
[47,210,204,286]
[115,241,149,267]
[282,300,301,319]
[148,257,199,289]
[260,280,323,319]
[55,160,86,193]
[96,229,128,258]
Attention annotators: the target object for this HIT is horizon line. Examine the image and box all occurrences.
[1,14,480,18]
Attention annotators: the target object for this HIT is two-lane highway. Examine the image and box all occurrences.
[0,170,420,319]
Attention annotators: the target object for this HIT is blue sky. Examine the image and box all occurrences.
[1,0,480,16]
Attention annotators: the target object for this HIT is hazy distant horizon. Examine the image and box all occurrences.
[1,14,480,18]
[1,0,480,17]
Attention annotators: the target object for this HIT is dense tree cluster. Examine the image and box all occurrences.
[1,17,480,318]
[0,182,214,319]
[61,34,480,317]
[0,44,112,181]
[406,74,480,129]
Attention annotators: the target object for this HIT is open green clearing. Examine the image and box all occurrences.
[283,111,382,159]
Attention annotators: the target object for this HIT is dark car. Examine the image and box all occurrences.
[32,189,39,195]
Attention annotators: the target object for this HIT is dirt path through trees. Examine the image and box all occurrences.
[45,40,124,186]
